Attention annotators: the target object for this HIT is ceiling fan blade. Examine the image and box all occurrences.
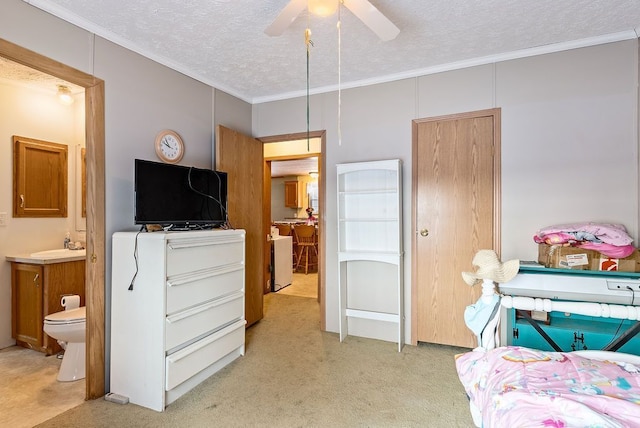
[342,0,400,41]
[265,0,308,37]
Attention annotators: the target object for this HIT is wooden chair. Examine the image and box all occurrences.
[293,224,317,274]
[275,223,292,236]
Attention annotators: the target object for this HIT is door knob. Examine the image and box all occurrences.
[420,229,429,237]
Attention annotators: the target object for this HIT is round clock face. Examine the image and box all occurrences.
[155,130,184,163]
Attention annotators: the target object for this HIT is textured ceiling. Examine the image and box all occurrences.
[271,157,318,178]
[20,0,640,103]
[0,57,84,96]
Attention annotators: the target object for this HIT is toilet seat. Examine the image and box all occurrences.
[44,306,86,325]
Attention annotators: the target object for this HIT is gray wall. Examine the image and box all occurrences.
[271,177,290,222]
[1,0,251,386]
[253,40,640,342]
[3,0,639,355]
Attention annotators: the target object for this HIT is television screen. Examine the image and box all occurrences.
[134,159,228,229]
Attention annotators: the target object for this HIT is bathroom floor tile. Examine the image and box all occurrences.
[0,346,84,428]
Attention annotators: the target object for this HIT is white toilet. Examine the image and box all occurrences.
[43,306,86,381]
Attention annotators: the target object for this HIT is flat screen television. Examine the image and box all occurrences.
[134,159,228,229]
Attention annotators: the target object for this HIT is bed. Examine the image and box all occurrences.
[455,346,640,427]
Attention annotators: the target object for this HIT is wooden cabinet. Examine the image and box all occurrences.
[13,135,68,218]
[337,159,404,351]
[284,180,300,207]
[110,229,246,411]
[11,260,85,355]
[284,178,312,208]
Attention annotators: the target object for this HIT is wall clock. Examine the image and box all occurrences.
[154,130,184,164]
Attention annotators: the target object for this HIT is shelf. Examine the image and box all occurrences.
[338,189,398,195]
[338,251,401,263]
[337,159,403,351]
[345,308,400,323]
[338,218,399,222]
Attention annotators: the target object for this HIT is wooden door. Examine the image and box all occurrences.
[216,125,264,327]
[412,109,500,348]
[12,263,44,350]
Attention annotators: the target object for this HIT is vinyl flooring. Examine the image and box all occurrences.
[0,346,85,428]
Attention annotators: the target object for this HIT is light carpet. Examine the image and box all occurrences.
[36,292,474,427]
[276,272,318,299]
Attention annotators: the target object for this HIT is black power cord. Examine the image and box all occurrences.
[127,227,144,291]
[187,167,234,230]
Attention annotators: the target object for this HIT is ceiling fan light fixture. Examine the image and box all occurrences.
[308,0,338,17]
[57,84,74,105]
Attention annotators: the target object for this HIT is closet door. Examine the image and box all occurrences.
[412,109,500,348]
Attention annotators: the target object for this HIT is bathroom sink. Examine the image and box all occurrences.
[30,248,86,258]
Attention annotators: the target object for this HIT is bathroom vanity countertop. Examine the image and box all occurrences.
[6,251,86,265]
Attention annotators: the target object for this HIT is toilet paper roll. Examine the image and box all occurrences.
[61,294,80,310]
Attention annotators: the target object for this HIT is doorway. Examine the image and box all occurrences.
[269,157,319,297]
[411,109,501,349]
[0,38,106,399]
[260,131,326,329]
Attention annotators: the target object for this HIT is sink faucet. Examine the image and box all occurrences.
[64,232,71,249]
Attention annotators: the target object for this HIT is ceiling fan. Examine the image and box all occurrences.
[265,0,400,41]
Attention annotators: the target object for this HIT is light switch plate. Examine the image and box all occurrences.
[0,212,7,226]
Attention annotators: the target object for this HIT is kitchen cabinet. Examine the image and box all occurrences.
[284,177,314,209]
[110,229,246,411]
[337,159,404,351]
[284,180,300,207]
[10,260,85,355]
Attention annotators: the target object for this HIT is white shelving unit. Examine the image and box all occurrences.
[337,159,403,351]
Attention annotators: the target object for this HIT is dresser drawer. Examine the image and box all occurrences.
[166,265,243,315]
[165,292,243,351]
[166,235,244,276]
[165,319,245,391]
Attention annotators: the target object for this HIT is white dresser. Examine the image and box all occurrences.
[110,229,246,411]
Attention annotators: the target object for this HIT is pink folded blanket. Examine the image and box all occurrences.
[533,222,636,258]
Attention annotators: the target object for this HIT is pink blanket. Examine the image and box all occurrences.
[533,222,636,258]
[455,346,640,428]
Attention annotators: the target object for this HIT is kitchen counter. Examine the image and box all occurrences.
[274,219,307,224]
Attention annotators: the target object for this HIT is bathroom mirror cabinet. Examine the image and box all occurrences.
[13,135,68,218]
